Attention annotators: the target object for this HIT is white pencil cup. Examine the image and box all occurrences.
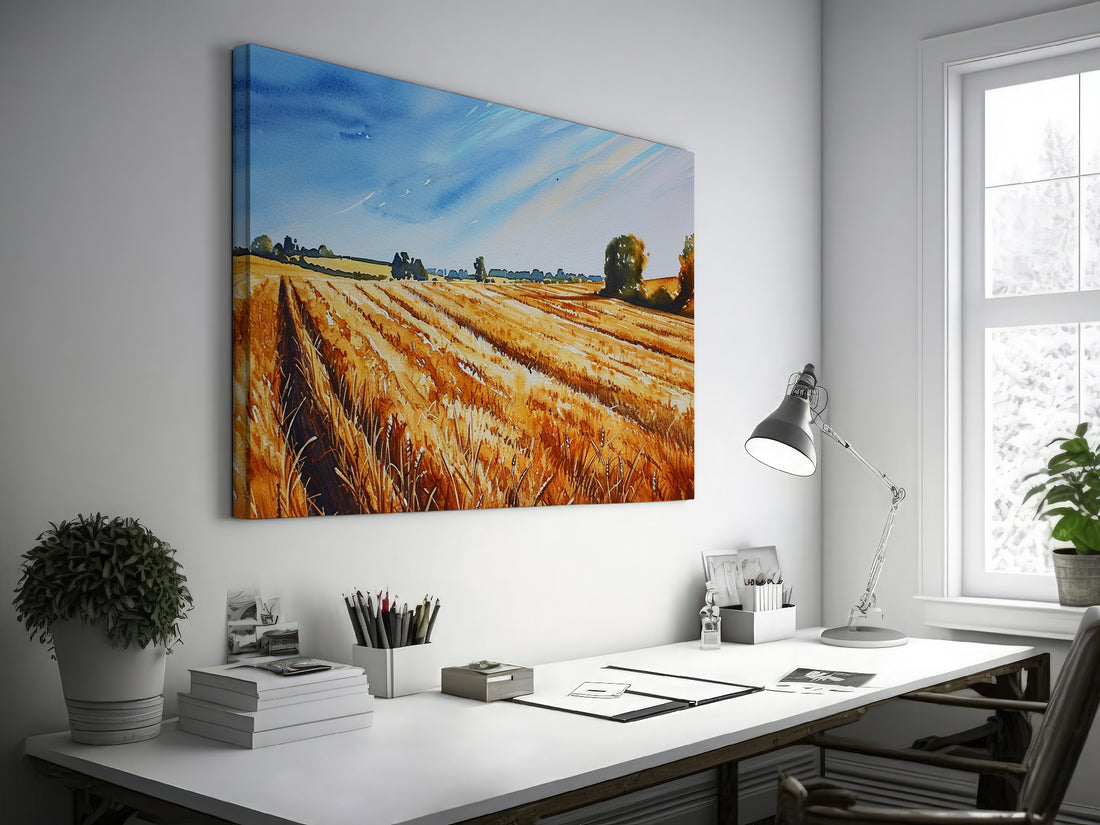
[742,583,783,612]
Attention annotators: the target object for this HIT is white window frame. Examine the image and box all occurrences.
[918,3,1100,639]
[961,50,1100,601]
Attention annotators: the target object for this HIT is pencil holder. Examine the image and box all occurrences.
[742,583,783,612]
[352,644,440,698]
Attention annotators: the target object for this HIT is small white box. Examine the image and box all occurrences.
[352,645,440,698]
[720,605,796,644]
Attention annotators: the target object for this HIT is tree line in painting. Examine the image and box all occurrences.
[238,232,695,313]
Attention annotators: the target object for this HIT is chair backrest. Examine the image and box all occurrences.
[1019,605,1100,823]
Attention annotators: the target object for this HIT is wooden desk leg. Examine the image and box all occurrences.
[72,787,133,825]
[1023,654,1051,703]
[717,762,738,825]
[28,755,234,825]
[970,671,1033,811]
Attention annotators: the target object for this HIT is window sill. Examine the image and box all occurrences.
[917,595,1084,641]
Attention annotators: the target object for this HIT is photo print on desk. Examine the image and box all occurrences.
[227,587,299,662]
[232,44,694,518]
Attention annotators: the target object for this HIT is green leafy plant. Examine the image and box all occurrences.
[1023,423,1100,555]
[13,513,194,650]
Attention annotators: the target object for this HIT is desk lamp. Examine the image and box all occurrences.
[745,364,907,648]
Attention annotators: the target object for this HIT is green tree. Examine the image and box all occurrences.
[250,234,273,256]
[474,256,487,282]
[318,244,335,258]
[600,234,647,298]
[391,251,410,280]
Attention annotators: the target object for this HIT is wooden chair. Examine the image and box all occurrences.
[777,605,1100,825]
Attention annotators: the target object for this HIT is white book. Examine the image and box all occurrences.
[178,712,372,748]
[178,690,373,732]
[187,658,364,697]
[188,676,370,712]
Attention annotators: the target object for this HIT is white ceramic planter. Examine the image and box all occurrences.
[50,620,167,744]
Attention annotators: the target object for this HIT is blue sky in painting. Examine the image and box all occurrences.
[233,45,693,279]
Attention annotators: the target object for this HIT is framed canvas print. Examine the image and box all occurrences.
[232,44,694,518]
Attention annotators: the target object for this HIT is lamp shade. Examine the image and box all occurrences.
[745,394,817,476]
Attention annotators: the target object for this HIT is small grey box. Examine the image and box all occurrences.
[441,664,533,702]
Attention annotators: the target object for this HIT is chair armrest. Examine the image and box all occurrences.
[802,804,1033,825]
[778,773,1035,825]
[902,691,1048,714]
[809,733,1027,777]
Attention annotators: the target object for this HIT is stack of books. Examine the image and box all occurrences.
[178,657,372,748]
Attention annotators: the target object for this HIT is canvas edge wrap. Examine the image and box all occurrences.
[231,44,251,518]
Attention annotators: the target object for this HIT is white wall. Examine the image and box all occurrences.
[821,0,1100,809]
[0,1,823,821]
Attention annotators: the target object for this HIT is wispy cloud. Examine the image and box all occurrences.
[336,191,375,214]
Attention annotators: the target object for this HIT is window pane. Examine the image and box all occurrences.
[986,75,1078,187]
[985,179,1078,296]
[1086,323,1100,420]
[1084,175,1100,290]
[1083,71,1100,175]
[986,324,1079,575]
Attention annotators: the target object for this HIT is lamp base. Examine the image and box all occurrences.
[819,625,907,648]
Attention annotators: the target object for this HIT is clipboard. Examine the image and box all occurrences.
[508,665,761,723]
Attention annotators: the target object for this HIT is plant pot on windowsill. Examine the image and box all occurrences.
[1024,423,1100,608]
[1052,548,1100,607]
[12,513,193,744]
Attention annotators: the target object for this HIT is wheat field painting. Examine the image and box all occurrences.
[232,45,694,518]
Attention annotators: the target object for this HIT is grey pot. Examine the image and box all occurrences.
[1053,548,1100,607]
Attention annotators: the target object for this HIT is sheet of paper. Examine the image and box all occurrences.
[570,682,630,699]
[769,667,876,694]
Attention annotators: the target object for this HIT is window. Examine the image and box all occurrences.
[919,6,1100,635]
[962,54,1100,600]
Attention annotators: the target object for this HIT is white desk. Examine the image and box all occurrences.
[25,630,1044,825]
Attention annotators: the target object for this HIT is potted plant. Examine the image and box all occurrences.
[1023,423,1100,606]
[13,513,193,744]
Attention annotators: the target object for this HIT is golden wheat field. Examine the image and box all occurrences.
[232,256,694,518]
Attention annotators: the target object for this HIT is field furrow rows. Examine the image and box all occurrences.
[292,278,562,510]
[233,257,694,515]
[500,285,694,362]
[293,277,692,507]
[404,284,693,444]
[482,284,695,385]
[234,270,313,518]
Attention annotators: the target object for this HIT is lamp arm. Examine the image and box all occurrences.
[816,421,907,628]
